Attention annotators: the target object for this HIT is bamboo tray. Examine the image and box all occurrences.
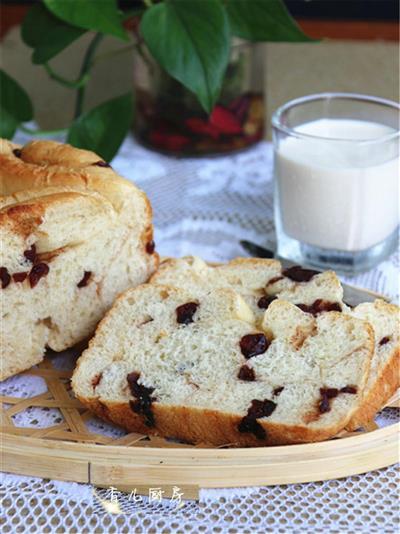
[1,354,399,497]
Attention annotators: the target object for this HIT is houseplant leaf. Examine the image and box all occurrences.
[21,4,85,64]
[67,93,133,161]
[141,0,230,113]
[0,70,33,138]
[226,0,314,42]
[0,108,19,139]
[44,0,128,41]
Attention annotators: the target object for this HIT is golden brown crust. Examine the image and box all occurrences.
[78,395,355,447]
[346,347,400,430]
[0,139,159,269]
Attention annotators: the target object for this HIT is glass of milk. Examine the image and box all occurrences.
[272,93,399,274]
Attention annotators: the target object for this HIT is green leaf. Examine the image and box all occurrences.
[44,0,128,41]
[67,93,133,161]
[141,0,230,113]
[0,69,33,138]
[226,0,314,42]
[21,4,85,64]
[0,108,19,139]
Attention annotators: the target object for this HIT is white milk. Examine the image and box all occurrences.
[275,119,399,251]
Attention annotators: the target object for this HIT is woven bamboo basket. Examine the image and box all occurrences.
[1,352,399,498]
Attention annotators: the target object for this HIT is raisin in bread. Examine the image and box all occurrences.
[151,256,344,319]
[72,284,374,447]
[0,139,158,379]
[151,256,400,427]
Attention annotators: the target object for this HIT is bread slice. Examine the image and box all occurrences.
[72,284,374,447]
[0,139,158,379]
[346,299,400,430]
[151,256,400,427]
[151,256,344,321]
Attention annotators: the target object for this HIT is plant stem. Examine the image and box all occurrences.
[74,32,104,120]
[44,63,90,89]
[19,124,69,137]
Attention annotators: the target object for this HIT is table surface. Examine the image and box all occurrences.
[1,133,399,533]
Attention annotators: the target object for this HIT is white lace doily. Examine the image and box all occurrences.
[1,132,399,533]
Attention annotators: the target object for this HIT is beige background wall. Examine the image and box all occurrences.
[1,26,398,137]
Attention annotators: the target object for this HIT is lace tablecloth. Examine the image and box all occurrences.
[1,133,399,533]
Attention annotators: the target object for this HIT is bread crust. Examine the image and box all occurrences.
[346,346,399,430]
[77,395,365,447]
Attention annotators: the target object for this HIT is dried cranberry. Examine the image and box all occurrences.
[248,399,277,419]
[257,295,277,310]
[29,262,49,288]
[12,272,28,283]
[146,240,155,254]
[273,386,284,397]
[238,398,277,440]
[238,417,266,440]
[77,271,92,288]
[238,365,255,381]
[240,333,269,359]
[176,302,199,325]
[319,395,331,414]
[266,275,284,286]
[127,372,156,427]
[92,160,111,167]
[318,387,339,413]
[321,387,339,399]
[24,244,37,263]
[91,373,102,388]
[296,300,342,316]
[13,148,22,158]
[340,385,358,394]
[0,267,11,289]
[379,336,390,346]
[282,266,320,283]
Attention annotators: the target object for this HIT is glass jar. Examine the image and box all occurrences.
[272,93,399,274]
[133,40,265,156]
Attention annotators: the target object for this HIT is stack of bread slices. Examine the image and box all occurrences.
[72,256,399,446]
[1,140,398,447]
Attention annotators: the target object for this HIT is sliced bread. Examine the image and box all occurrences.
[150,256,344,320]
[0,139,158,379]
[346,299,400,430]
[72,284,374,446]
[151,256,399,427]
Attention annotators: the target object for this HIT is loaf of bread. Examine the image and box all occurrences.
[151,257,400,430]
[152,257,399,428]
[72,283,374,446]
[0,139,158,380]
